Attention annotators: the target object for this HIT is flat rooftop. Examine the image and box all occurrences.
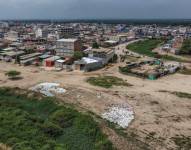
[92,48,114,54]
[57,38,77,42]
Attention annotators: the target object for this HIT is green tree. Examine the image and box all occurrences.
[74,51,84,60]
[92,42,99,49]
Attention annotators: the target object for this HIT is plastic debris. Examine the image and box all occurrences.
[102,104,134,128]
[30,82,66,97]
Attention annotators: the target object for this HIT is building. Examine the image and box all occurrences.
[60,27,75,38]
[56,38,82,58]
[44,56,60,67]
[4,31,18,42]
[35,28,43,38]
[74,57,103,72]
[89,48,115,65]
[0,51,25,62]
[19,52,42,66]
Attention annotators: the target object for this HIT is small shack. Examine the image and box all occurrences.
[45,56,60,67]
[0,51,25,62]
[20,52,42,66]
[55,59,66,69]
[74,57,103,72]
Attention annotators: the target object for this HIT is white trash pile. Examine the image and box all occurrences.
[102,104,134,128]
[30,82,66,97]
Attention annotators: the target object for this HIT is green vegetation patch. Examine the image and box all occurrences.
[157,55,189,63]
[126,39,164,57]
[0,87,113,150]
[87,76,132,88]
[159,90,191,99]
[180,39,191,55]
[5,70,21,80]
[73,51,85,60]
[127,39,188,62]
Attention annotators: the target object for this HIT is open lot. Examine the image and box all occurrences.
[0,61,191,150]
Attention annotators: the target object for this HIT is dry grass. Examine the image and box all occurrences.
[159,90,191,99]
[0,144,12,150]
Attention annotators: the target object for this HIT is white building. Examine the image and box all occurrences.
[4,31,18,42]
[35,28,43,38]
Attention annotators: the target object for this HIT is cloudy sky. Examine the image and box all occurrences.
[0,0,190,19]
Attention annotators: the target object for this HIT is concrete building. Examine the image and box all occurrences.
[4,31,18,42]
[74,57,103,72]
[60,27,75,38]
[35,28,43,38]
[56,38,82,58]
[89,48,115,65]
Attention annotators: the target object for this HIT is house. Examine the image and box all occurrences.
[74,57,103,72]
[55,38,82,58]
[4,31,18,42]
[55,59,66,69]
[39,54,52,65]
[19,52,42,66]
[44,56,60,67]
[35,28,42,38]
[0,51,25,62]
[89,48,115,65]
[104,40,118,47]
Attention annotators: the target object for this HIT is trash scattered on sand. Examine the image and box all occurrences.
[102,104,134,128]
[30,82,66,97]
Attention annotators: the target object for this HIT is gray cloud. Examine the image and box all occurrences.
[0,0,190,19]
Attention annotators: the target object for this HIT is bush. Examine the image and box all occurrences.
[73,51,84,60]
[41,121,63,138]
[180,39,191,54]
[87,76,132,88]
[92,42,99,49]
[0,87,114,150]
[50,109,76,128]
[5,70,21,80]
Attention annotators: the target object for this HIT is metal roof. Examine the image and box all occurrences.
[57,38,77,42]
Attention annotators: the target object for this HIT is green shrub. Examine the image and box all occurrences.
[126,39,164,57]
[5,70,21,80]
[73,51,84,60]
[87,76,132,88]
[180,39,191,54]
[50,109,76,128]
[41,121,63,138]
[0,87,114,150]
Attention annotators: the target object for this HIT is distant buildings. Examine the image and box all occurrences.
[4,31,18,42]
[0,21,190,72]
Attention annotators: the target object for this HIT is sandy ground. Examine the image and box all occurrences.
[0,61,191,150]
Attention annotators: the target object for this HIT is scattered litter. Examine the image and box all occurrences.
[30,82,66,97]
[96,92,102,99]
[102,104,134,128]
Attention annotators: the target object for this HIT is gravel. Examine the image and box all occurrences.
[30,82,66,97]
[102,104,134,128]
